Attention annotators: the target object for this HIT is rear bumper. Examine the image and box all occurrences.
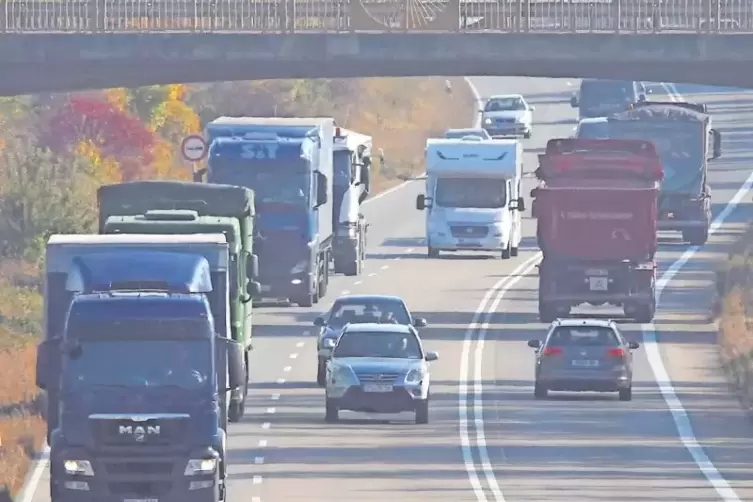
[540,292,653,304]
[658,219,707,231]
[538,375,631,392]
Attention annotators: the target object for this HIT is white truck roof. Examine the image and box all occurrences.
[334,127,372,153]
[425,137,521,179]
[208,116,336,127]
[46,233,229,272]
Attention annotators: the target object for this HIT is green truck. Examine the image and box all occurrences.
[96,180,260,422]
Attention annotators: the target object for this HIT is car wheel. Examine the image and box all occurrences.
[534,381,548,399]
[316,360,327,387]
[428,247,440,258]
[619,387,632,401]
[325,399,339,423]
[415,396,430,425]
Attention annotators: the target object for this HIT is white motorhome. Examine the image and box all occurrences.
[415,137,524,259]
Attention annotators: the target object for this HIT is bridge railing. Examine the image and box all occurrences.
[0,0,750,32]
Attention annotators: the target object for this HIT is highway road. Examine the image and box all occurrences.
[23,78,753,502]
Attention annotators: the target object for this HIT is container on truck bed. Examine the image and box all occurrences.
[97,181,259,422]
[532,138,663,323]
[37,262,244,502]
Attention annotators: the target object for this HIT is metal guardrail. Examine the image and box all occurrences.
[0,0,750,32]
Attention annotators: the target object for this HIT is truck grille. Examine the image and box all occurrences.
[105,460,174,475]
[108,481,172,496]
[356,372,400,383]
[450,225,489,238]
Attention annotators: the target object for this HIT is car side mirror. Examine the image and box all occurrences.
[712,129,722,159]
[628,341,640,350]
[416,194,427,211]
[218,338,244,392]
[313,316,326,327]
[570,95,578,108]
[246,254,259,279]
[412,317,428,328]
[36,338,61,390]
[425,351,439,362]
[527,339,541,349]
[316,172,328,207]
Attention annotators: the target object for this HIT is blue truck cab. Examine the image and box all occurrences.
[203,117,334,307]
[36,253,244,502]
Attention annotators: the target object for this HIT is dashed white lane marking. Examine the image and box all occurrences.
[406,248,414,253]
[354,280,362,285]
[394,257,401,260]
[341,290,351,295]
[368,273,377,277]
[261,422,271,430]
[303,330,310,336]
[289,353,298,359]
[266,407,276,414]
[283,366,292,372]
[253,476,263,485]
[258,439,268,448]
[640,167,753,502]
[295,341,305,348]
[271,393,280,401]
[276,378,286,385]
[380,265,389,270]
[252,497,261,502]
[254,456,265,465]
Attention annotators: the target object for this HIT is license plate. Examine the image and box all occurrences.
[363,383,393,393]
[259,285,271,292]
[457,239,480,246]
[589,277,608,291]
[572,359,599,367]
[125,499,158,502]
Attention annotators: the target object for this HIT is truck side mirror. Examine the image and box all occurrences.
[530,188,539,199]
[712,129,722,159]
[36,339,60,390]
[570,94,578,108]
[516,197,526,211]
[638,94,647,103]
[247,280,260,298]
[219,339,245,392]
[193,167,207,183]
[416,194,426,211]
[316,172,328,207]
[246,254,259,279]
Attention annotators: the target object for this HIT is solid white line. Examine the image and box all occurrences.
[459,252,541,501]
[17,446,49,502]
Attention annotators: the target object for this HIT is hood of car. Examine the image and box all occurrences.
[332,357,424,374]
[483,110,527,121]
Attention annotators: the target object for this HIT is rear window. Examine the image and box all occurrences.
[548,326,620,347]
[580,81,635,104]
[577,121,608,139]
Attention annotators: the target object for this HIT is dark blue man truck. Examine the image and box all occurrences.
[200,117,334,307]
[608,101,722,245]
[36,250,244,502]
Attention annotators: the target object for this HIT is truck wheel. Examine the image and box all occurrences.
[634,301,656,324]
[294,291,314,308]
[343,261,359,276]
[501,242,511,259]
[538,302,556,323]
[511,246,519,257]
[325,399,339,423]
[619,387,632,401]
[685,227,709,246]
[318,256,329,298]
[428,247,440,258]
[228,399,244,423]
[316,359,327,387]
[415,396,430,424]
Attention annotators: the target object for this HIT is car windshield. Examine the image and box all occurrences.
[484,97,525,112]
[580,81,635,106]
[577,121,609,139]
[548,326,620,347]
[435,177,507,209]
[333,331,422,359]
[63,339,212,390]
[445,130,489,139]
[327,300,411,328]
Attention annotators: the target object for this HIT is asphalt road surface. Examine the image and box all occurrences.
[25,77,753,502]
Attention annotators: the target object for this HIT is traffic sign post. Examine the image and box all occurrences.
[180,134,208,181]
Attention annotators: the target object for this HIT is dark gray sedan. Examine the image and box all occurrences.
[528,318,640,401]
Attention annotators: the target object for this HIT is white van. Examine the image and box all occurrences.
[415,137,524,259]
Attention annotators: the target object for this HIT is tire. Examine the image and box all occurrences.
[686,227,709,246]
[294,293,314,308]
[534,382,548,399]
[619,387,632,401]
[538,302,556,323]
[510,246,519,257]
[524,131,531,139]
[316,360,327,387]
[227,399,244,423]
[318,256,329,298]
[325,399,339,423]
[428,247,440,258]
[501,242,511,260]
[633,301,656,324]
[415,397,429,424]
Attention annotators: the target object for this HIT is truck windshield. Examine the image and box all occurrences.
[209,158,311,208]
[580,81,634,106]
[435,178,507,209]
[63,339,212,391]
[609,124,703,170]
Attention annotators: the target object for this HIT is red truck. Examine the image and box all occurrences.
[532,138,663,323]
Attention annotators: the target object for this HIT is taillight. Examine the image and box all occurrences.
[608,348,625,357]
[543,347,562,355]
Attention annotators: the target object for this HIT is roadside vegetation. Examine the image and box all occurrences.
[0,76,474,497]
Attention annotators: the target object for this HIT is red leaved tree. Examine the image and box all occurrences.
[43,95,157,180]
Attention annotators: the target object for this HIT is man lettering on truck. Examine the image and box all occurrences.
[202,117,335,308]
[531,138,662,323]
[608,102,722,245]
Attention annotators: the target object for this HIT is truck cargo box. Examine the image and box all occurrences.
[536,186,658,261]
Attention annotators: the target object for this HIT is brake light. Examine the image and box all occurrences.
[543,347,562,355]
[608,348,625,357]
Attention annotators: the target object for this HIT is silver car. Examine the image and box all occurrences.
[527,318,640,401]
[325,323,438,424]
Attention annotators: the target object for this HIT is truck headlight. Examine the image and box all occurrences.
[290,260,308,274]
[63,460,94,476]
[483,117,492,125]
[184,458,218,476]
[404,369,425,385]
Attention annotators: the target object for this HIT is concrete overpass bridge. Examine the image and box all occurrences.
[1,0,753,95]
